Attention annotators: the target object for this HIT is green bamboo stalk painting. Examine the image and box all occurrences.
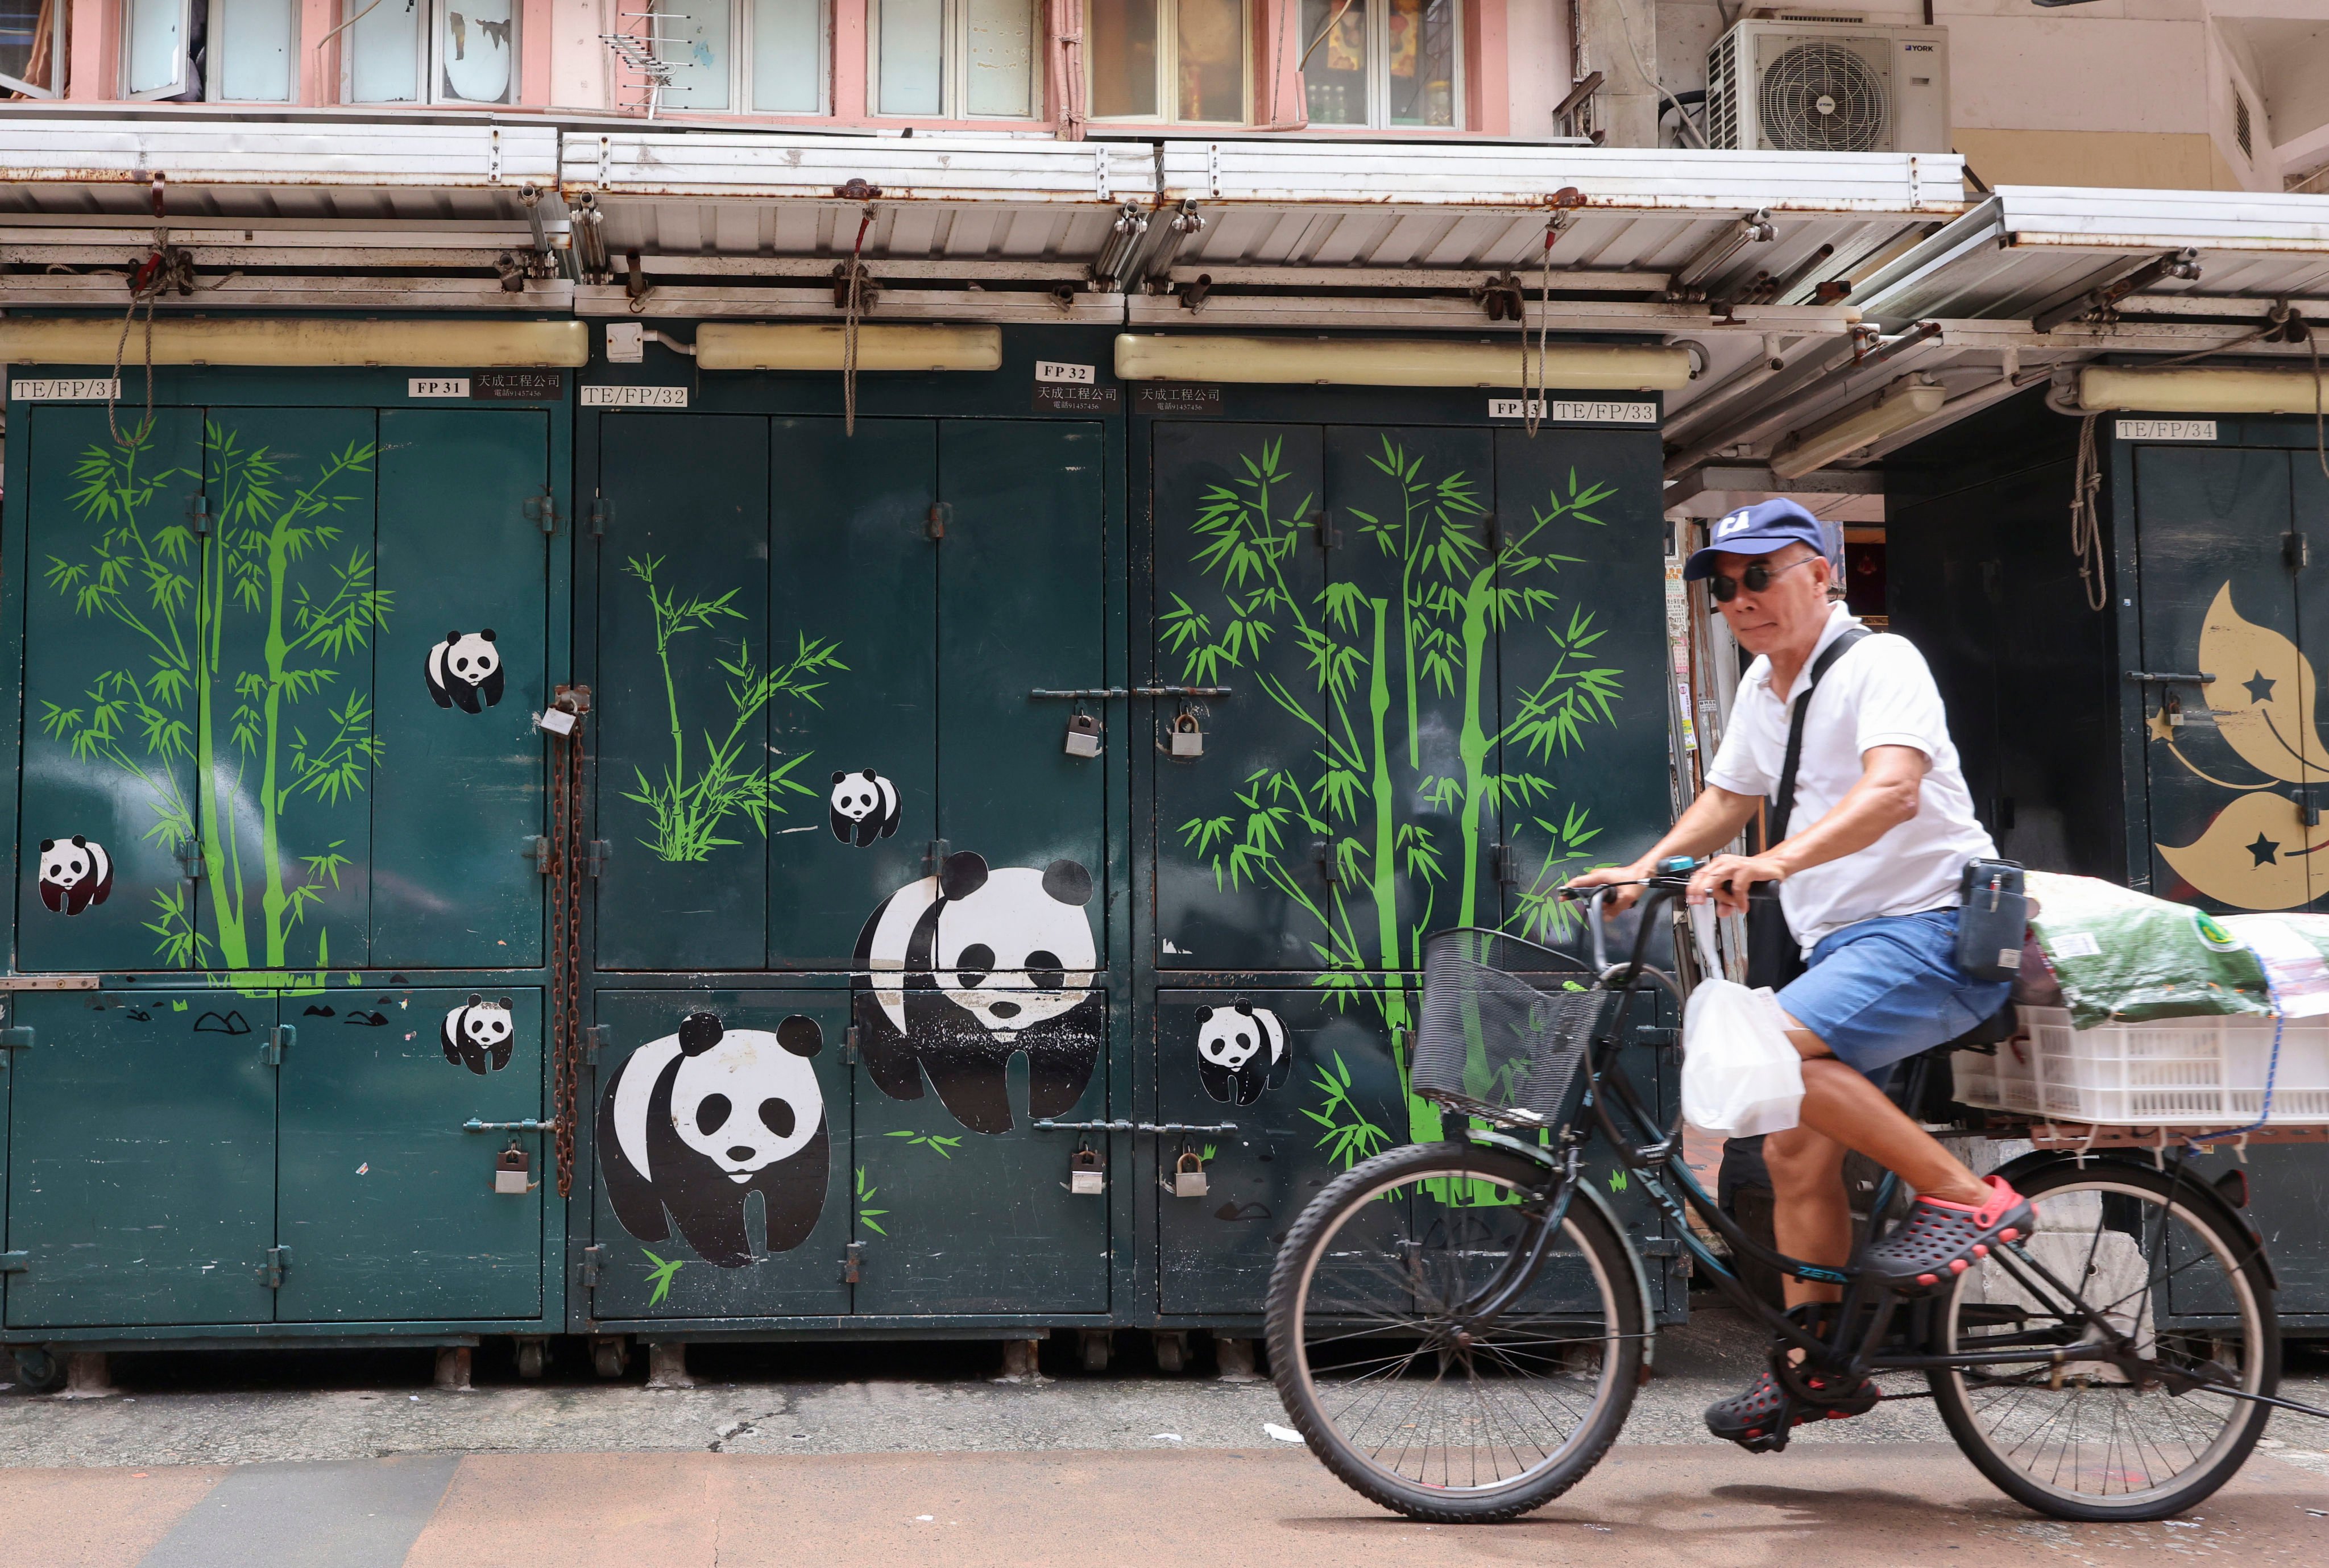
[621,553,845,863]
[1166,435,1624,1152]
[42,421,387,972]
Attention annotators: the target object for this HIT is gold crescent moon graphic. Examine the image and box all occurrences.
[2157,789,2318,911]
[2197,583,2329,784]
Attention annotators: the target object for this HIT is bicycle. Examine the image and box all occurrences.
[1264,858,2301,1524]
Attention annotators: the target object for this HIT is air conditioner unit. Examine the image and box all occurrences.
[1705,20,1950,154]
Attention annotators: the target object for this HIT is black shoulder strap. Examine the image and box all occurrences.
[1768,627,1874,844]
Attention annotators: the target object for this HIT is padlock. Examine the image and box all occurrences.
[1064,710,1103,758]
[1070,1146,1105,1195]
[1168,709,1204,759]
[495,1143,532,1195]
[1172,1150,1209,1199]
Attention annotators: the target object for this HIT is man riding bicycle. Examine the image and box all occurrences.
[1567,499,2034,1449]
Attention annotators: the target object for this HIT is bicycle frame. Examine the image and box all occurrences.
[1447,879,2137,1383]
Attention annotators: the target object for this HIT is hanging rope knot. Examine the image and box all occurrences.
[109,175,193,450]
[837,202,878,437]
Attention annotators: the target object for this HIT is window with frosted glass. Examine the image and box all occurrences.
[752,0,823,111]
[1386,0,1452,127]
[349,0,422,102]
[440,0,516,103]
[1088,0,1158,119]
[123,0,189,96]
[1301,0,1365,126]
[964,0,1032,116]
[878,0,944,114]
[214,0,296,101]
[1174,0,1240,122]
[662,0,735,110]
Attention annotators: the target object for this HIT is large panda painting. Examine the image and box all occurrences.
[851,851,1103,1136]
[596,1011,831,1267]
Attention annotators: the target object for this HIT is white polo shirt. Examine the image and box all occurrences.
[1704,604,1997,951]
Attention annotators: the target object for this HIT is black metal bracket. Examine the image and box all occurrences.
[2124,671,2215,685]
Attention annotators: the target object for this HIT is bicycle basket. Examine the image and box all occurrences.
[1413,927,1612,1130]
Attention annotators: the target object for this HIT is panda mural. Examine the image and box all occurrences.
[424,629,504,714]
[35,836,113,915]
[1195,1003,1291,1106]
[441,995,516,1075]
[828,770,902,847]
[597,1011,831,1268]
[852,851,1102,1136]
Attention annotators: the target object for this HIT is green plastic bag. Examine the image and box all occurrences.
[2023,871,2310,1028]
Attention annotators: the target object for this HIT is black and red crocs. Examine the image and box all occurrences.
[1858,1174,2035,1293]
[1704,1307,1879,1453]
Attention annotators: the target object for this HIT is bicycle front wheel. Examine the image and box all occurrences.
[1265,1141,1644,1523]
[1929,1156,2278,1521]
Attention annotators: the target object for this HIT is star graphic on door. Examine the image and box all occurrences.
[2148,703,2176,742]
[2247,832,2281,866]
[2243,670,2277,703]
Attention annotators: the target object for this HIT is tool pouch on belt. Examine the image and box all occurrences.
[1744,627,1872,990]
[1954,858,2029,984]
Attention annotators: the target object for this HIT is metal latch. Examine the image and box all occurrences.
[176,842,206,881]
[1311,511,1340,550]
[590,496,612,537]
[842,1024,860,1065]
[261,1024,295,1066]
[1313,839,1340,889]
[585,840,611,878]
[258,1245,291,1288]
[187,494,211,537]
[528,835,553,873]
[1491,843,1521,885]
[524,489,560,534]
[583,1024,611,1065]
[842,1241,864,1285]
[579,1244,606,1287]
[926,501,950,541]
[2293,787,2327,827]
[1629,1025,1681,1048]
[0,1026,32,1057]
[923,839,951,876]
[0,1252,26,1274]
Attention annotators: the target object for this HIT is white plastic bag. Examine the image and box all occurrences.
[1681,900,1804,1136]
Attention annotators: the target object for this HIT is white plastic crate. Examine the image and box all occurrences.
[1951,1006,2329,1126]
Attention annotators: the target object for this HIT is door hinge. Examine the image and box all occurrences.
[923,839,951,876]
[2287,532,2311,571]
[579,1243,606,1288]
[524,489,560,534]
[583,1023,611,1065]
[1491,843,1521,885]
[589,495,611,537]
[925,501,951,542]
[585,840,611,878]
[1311,511,1341,550]
[842,1241,864,1285]
[528,835,553,873]
[842,1024,860,1066]
[1312,839,1340,889]
[2293,786,2326,827]
[176,843,206,881]
[187,493,211,537]
[262,1024,295,1067]
[0,1251,25,1274]
[258,1245,291,1288]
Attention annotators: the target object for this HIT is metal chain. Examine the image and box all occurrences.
[548,708,587,1197]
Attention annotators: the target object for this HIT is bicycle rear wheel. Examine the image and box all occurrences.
[1265,1141,1644,1523]
[1929,1156,2278,1521]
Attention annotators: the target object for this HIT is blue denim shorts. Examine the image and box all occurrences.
[1776,909,2012,1082]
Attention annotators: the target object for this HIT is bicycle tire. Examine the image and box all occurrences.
[1265,1140,1644,1523]
[1928,1156,2278,1522]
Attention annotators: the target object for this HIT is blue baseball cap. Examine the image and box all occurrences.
[1682,499,1827,581]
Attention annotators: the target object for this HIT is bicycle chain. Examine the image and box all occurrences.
[548,700,587,1198]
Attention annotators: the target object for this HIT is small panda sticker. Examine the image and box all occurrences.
[36,835,113,916]
[441,994,516,1075]
[596,1010,832,1267]
[425,629,504,714]
[1196,1003,1291,1106]
[829,769,902,847]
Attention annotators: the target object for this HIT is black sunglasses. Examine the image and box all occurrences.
[1707,555,1816,603]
